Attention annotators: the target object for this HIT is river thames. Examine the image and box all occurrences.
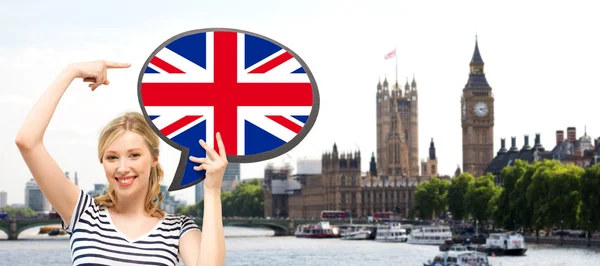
[1,226,600,265]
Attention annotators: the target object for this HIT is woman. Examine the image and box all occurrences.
[15,60,226,266]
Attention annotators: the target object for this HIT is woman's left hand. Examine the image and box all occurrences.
[189,132,228,193]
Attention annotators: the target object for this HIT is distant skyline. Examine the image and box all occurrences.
[1,0,599,206]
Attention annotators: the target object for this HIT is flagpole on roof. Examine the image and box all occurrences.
[395,44,398,87]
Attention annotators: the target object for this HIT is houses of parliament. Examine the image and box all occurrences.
[263,39,493,219]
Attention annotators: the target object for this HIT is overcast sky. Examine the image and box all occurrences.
[1,0,599,206]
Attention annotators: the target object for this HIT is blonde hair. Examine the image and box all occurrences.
[95,111,165,219]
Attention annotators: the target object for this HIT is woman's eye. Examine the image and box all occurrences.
[107,156,117,160]
[131,153,140,158]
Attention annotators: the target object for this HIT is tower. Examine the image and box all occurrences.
[421,138,438,177]
[409,75,419,176]
[461,36,495,177]
[376,75,415,178]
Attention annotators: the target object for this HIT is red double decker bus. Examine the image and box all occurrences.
[373,211,393,221]
[320,210,349,220]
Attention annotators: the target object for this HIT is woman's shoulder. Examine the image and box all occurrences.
[162,213,201,235]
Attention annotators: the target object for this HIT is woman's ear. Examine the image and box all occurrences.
[152,156,158,167]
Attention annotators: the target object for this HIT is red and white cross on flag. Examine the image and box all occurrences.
[384,48,396,60]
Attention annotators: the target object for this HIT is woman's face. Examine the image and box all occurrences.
[102,130,157,200]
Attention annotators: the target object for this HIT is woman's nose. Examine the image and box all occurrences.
[117,159,131,173]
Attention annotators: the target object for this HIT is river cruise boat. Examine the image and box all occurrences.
[375,222,408,242]
[295,221,340,238]
[408,225,452,245]
[481,232,527,256]
[424,245,490,266]
[340,224,373,240]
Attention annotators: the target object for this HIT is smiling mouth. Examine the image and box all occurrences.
[115,176,137,185]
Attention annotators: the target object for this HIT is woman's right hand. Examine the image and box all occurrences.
[66,60,131,91]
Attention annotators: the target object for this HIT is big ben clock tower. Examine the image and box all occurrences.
[461,37,494,177]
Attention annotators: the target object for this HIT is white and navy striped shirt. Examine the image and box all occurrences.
[62,189,200,266]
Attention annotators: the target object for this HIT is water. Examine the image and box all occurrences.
[1,227,600,265]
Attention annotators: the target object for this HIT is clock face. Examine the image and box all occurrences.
[474,101,488,117]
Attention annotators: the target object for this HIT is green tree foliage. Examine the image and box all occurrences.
[0,206,38,217]
[415,159,600,233]
[464,173,501,226]
[511,161,537,229]
[413,177,449,220]
[448,173,475,221]
[494,159,527,229]
[578,163,600,232]
[176,179,264,218]
[527,160,564,230]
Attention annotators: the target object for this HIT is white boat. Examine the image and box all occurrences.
[375,222,408,242]
[423,247,490,266]
[483,232,527,256]
[294,221,340,238]
[340,224,373,240]
[407,225,452,245]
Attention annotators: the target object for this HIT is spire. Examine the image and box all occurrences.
[429,138,436,160]
[377,77,382,90]
[369,152,377,177]
[383,75,389,89]
[411,74,417,90]
[333,142,338,154]
[404,77,410,92]
[471,34,484,65]
[465,35,490,89]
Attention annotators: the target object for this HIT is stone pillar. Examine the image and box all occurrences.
[288,219,295,236]
[9,218,17,240]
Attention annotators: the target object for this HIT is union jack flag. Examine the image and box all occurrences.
[139,29,316,189]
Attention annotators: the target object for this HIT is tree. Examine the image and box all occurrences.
[494,159,527,229]
[579,163,600,233]
[546,163,583,229]
[526,160,563,231]
[413,177,450,220]
[0,206,38,218]
[447,172,475,221]
[465,173,500,226]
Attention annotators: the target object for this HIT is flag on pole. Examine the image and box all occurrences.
[384,48,396,60]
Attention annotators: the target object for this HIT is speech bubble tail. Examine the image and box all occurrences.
[168,149,208,192]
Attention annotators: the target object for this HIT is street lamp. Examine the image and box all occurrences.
[588,220,591,247]
[560,220,564,246]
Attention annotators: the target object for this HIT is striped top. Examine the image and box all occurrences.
[62,189,200,266]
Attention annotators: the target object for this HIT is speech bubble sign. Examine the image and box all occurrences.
[137,28,319,192]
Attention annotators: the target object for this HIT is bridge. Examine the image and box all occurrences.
[0,217,431,240]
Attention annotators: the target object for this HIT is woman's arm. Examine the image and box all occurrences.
[197,187,225,266]
[180,133,227,266]
[14,60,130,226]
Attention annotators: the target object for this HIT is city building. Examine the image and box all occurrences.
[160,185,186,213]
[88,184,107,198]
[196,162,242,201]
[24,179,51,213]
[485,127,600,185]
[263,65,449,219]
[222,162,241,193]
[0,191,7,208]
